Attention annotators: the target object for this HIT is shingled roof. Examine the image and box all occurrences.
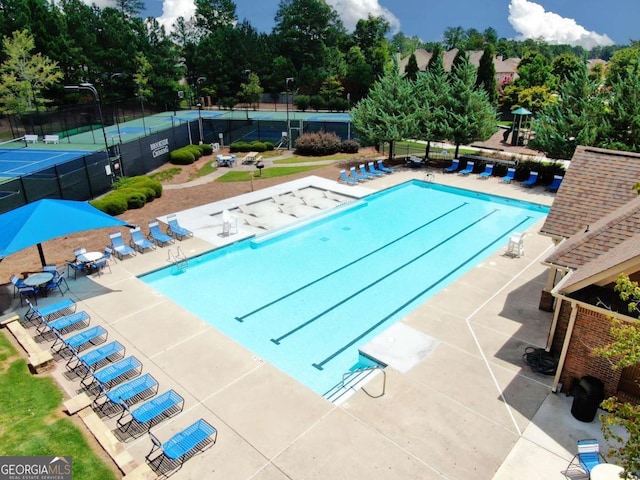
[540,146,640,239]
[545,195,640,293]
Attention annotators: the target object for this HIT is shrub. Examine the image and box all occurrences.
[90,196,127,215]
[309,95,325,111]
[230,142,250,153]
[200,143,213,155]
[264,142,274,151]
[294,95,310,111]
[185,145,203,160]
[295,130,342,156]
[169,148,195,165]
[114,176,162,199]
[116,189,147,209]
[340,139,360,154]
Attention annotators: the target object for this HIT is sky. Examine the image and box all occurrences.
[139,0,636,49]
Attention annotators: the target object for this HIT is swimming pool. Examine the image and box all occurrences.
[141,181,548,397]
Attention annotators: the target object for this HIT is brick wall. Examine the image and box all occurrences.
[553,301,622,397]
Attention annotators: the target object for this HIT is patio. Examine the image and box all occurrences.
[1,169,614,479]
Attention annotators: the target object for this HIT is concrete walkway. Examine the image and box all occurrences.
[5,166,612,480]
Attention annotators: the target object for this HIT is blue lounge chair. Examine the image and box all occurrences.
[51,325,108,356]
[478,164,493,179]
[82,356,142,392]
[166,214,193,241]
[522,171,538,188]
[443,158,460,173]
[37,310,90,336]
[24,298,76,325]
[376,160,394,173]
[130,227,155,253]
[546,175,563,192]
[116,390,184,438]
[364,162,384,177]
[500,167,516,183]
[339,169,358,185]
[109,232,136,259]
[358,164,378,179]
[146,419,217,475]
[458,161,474,175]
[66,340,126,377]
[565,439,606,477]
[148,221,174,247]
[93,373,159,417]
[349,166,369,182]
[368,161,386,175]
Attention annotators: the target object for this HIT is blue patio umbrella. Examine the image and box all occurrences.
[0,199,128,266]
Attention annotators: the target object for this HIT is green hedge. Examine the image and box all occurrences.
[90,175,163,215]
[169,148,195,165]
[229,140,273,153]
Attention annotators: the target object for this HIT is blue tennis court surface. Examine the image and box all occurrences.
[0,148,94,177]
[308,114,350,122]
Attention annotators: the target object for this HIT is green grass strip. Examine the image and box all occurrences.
[216,165,324,182]
[0,333,116,480]
[273,154,353,164]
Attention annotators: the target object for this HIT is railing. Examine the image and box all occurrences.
[341,365,386,399]
[167,246,188,270]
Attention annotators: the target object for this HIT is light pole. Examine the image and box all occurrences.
[65,83,120,179]
[347,92,351,140]
[196,76,206,107]
[197,103,203,144]
[109,73,123,144]
[243,69,251,121]
[285,77,294,150]
[136,83,147,135]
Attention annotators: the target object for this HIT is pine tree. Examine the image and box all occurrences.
[404,52,419,81]
[475,44,497,106]
[445,56,497,158]
[351,61,414,162]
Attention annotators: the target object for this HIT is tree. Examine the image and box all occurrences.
[552,53,585,85]
[443,26,465,50]
[194,0,236,33]
[426,43,444,74]
[529,68,604,159]
[605,62,640,152]
[115,0,145,17]
[0,29,62,115]
[605,44,640,87]
[412,66,450,157]
[593,274,640,478]
[351,61,414,161]
[273,0,345,89]
[344,46,372,102]
[238,71,263,109]
[444,56,498,158]
[404,52,419,81]
[353,15,390,79]
[476,44,497,105]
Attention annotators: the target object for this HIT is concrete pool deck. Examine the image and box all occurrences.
[6,168,613,479]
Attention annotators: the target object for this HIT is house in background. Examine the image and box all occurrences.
[538,146,640,402]
[398,48,520,86]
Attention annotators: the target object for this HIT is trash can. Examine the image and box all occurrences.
[571,376,605,422]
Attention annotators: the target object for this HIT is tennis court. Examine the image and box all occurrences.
[0,144,94,178]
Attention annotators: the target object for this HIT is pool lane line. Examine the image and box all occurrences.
[311,215,533,370]
[234,201,469,322]
[271,208,500,346]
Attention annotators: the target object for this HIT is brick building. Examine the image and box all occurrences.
[539,146,640,402]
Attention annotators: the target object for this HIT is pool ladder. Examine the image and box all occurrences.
[167,246,188,271]
[324,365,386,404]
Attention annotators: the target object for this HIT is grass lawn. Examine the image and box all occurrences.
[0,332,116,479]
[216,164,325,182]
[273,153,354,164]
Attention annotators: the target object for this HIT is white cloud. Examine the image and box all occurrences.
[156,0,196,32]
[508,0,613,49]
[325,0,401,33]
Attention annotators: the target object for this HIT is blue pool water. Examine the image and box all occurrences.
[140,181,548,396]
